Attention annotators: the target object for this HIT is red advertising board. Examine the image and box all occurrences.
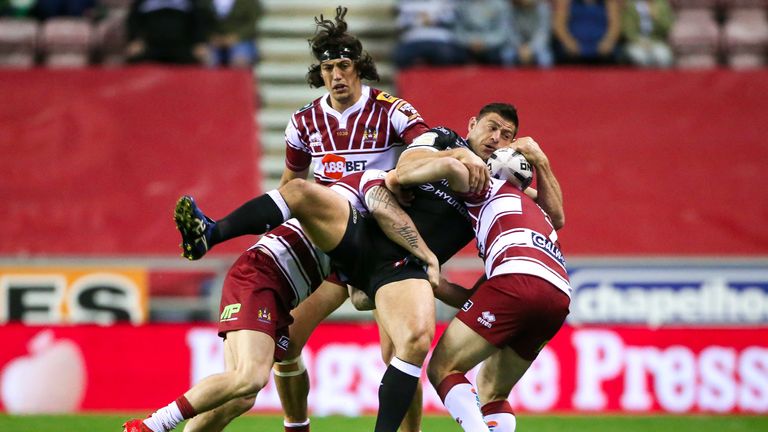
[1,323,766,415]
[398,68,768,256]
[0,67,261,257]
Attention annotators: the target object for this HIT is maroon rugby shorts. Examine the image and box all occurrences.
[456,273,570,361]
[218,249,294,360]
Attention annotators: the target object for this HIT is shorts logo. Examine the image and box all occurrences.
[277,336,290,351]
[461,300,473,312]
[478,311,496,328]
[257,307,271,323]
[220,303,241,322]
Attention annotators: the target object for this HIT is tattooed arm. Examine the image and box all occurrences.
[365,185,440,289]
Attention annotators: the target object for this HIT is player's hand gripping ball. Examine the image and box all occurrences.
[486,147,534,190]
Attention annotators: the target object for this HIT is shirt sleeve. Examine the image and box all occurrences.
[402,126,465,154]
[284,117,312,172]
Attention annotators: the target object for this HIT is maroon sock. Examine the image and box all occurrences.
[175,395,197,419]
[436,373,471,402]
[284,422,310,432]
[481,399,514,416]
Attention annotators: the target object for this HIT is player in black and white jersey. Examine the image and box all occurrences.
[391,104,567,432]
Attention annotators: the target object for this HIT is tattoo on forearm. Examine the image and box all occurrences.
[367,187,394,211]
[393,223,419,249]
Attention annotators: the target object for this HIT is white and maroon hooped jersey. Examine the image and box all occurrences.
[250,170,387,307]
[466,178,571,297]
[284,85,429,185]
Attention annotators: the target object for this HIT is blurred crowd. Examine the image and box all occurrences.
[0,0,261,67]
[394,0,768,69]
[0,0,766,69]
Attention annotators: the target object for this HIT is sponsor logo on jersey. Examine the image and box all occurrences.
[461,300,473,312]
[419,182,470,221]
[220,303,241,322]
[376,92,398,103]
[478,310,496,328]
[277,336,290,351]
[396,101,419,119]
[321,154,368,180]
[257,307,271,323]
[531,232,566,267]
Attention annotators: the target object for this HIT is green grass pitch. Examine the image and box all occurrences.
[1,414,767,432]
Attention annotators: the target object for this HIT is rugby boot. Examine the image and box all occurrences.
[174,195,215,260]
[122,418,153,432]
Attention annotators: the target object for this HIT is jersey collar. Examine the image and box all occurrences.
[321,85,371,125]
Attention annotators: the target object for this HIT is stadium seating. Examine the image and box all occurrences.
[93,9,128,65]
[0,18,39,68]
[721,7,768,68]
[670,8,721,67]
[40,17,93,68]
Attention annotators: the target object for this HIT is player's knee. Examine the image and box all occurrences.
[280,179,311,209]
[230,395,257,416]
[232,366,270,397]
[399,327,434,361]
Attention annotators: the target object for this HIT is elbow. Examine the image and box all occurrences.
[551,214,565,231]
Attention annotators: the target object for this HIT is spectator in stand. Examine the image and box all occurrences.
[33,0,95,20]
[621,0,674,68]
[126,0,212,65]
[509,0,553,68]
[208,0,260,68]
[393,0,466,69]
[454,0,515,66]
[552,0,622,65]
[1,0,36,17]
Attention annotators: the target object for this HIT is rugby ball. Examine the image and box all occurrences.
[486,147,534,190]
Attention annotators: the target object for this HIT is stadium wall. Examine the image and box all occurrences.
[2,68,768,415]
[0,67,262,257]
[397,68,768,256]
[1,323,767,414]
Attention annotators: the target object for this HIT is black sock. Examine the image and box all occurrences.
[209,194,286,246]
[374,362,420,432]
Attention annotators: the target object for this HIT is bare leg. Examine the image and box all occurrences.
[278,179,353,251]
[474,348,530,432]
[376,310,423,432]
[476,348,530,404]
[151,330,274,432]
[373,279,435,432]
[274,281,349,427]
[426,319,497,432]
[180,331,273,411]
